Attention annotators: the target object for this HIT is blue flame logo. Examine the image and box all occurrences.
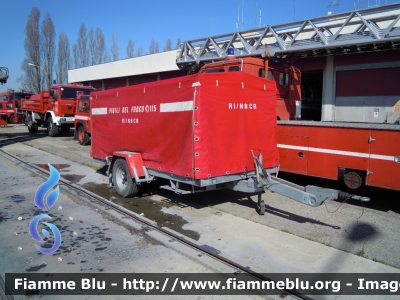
[29,164,62,254]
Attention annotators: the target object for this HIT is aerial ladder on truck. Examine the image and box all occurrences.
[172,4,400,212]
[176,2,400,120]
[176,3,400,193]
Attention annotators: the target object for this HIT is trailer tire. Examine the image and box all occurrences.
[47,117,58,137]
[27,115,38,133]
[77,126,90,145]
[112,159,139,197]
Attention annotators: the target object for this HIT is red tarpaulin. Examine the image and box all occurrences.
[91,71,279,179]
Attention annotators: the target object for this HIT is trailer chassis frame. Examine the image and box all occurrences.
[105,151,369,215]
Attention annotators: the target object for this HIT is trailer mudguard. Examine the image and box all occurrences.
[111,151,146,179]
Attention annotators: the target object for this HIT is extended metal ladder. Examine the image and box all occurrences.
[176,3,400,69]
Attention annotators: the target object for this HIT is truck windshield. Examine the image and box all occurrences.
[60,88,92,100]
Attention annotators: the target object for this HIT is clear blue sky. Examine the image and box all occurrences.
[0,0,397,92]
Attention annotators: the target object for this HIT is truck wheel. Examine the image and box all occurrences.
[47,117,58,137]
[77,126,90,145]
[8,114,14,123]
[27,115,38,133]
[112,159,139,197]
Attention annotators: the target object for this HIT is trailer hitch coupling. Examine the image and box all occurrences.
[250,150,370,215]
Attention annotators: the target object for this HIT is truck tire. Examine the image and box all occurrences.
[77,126,90,145]
[8,114,14,123]
[112,159,139,197]
[27,115,38,133]
[47,117,58,137]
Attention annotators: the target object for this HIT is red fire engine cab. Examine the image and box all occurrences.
[0,90,33,123]
[74,95,91,145]
[21,84,95,136]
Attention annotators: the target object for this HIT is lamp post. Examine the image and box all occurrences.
[28,62,51,92]
[28,62,45,70]
[28,63,46,92]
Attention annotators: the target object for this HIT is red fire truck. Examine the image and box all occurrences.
[21,84,94,136]
[0,90,33,123]
[175,28,400,192]
[74,95,91,145]
[89,55,368,215]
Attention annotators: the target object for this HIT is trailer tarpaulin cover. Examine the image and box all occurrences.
[91,72,278,179]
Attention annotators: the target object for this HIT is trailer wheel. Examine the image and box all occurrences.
[47,117,58,137]
[27,115,38,133]
[77,126,90,145]
[112,159,139,197]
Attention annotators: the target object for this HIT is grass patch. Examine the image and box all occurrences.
[356,246,368,258]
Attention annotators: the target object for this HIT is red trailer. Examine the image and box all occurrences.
[277,121,400,191]
[90,66,368,214]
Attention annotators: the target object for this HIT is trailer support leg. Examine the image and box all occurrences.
[256,193,265,215]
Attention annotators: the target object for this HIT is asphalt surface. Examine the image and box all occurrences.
[0,141,267,300]
[2,124,399,269]
[0,123,399,300]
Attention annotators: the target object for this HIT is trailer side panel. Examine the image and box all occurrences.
[91,72,279,180]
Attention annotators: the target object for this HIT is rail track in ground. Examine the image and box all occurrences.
[0,147,311,300]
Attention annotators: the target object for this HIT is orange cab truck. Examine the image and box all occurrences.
[0,90,33,123]
[201,56,400,192]
[74,94,91,145]
[21,84,94,136]
[89,51,368,215]
[197,56,301,121]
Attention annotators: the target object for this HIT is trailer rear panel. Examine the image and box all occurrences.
[91,72,279,180]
